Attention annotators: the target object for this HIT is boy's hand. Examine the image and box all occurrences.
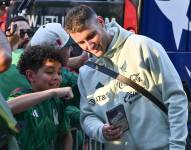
[53,87,74,100]
[102,123,123,141]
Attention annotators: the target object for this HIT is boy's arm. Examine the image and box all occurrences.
[0,30,12,73]
[8,87,73,114]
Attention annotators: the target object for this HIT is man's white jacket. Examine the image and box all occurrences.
[78,22,188,150]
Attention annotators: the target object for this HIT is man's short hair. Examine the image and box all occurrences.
[64,5,96,33]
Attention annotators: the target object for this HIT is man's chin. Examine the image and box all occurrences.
[94,54,102,58]
[93,51,104,58]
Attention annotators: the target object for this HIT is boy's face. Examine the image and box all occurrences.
[28,59,62,91]
[69,17,110,57]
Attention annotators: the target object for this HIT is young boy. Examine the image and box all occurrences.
[8,45,73,150]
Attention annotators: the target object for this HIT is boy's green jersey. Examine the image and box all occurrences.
[8,89,71,150]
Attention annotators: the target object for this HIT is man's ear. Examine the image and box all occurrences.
[97,16,105,27]
[25,69,36,83]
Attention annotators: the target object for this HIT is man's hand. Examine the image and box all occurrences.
[6,23,20,50]
[102,123,123,141]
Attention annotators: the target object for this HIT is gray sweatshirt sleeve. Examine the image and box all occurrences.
[147,39,188,150]
[78,71,106,143]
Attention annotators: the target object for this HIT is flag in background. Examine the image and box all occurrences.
[139,0,191,88]
[140,0,191,52]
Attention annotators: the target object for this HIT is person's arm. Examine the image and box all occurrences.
[146,39,188,150]
[67,51,88,69]
[62,131,73,150]
[8,87,73,114]
[0,30,12,72]
[78,71,106,143]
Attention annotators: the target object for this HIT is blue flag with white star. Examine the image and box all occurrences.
[140,0,191,51]
[140,0,191,90]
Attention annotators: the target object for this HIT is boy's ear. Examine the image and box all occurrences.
[25,69,36,83]
[97,16,105,27]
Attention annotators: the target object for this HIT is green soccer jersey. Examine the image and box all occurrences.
[0,49,31,99]
[8,88,71,150]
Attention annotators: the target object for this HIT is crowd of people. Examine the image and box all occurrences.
[0,1,189,150]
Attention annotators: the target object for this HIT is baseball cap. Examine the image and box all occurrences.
[30,23,75,48]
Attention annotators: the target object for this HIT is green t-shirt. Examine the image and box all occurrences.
[0,49,31,99]
[8,88,71,150]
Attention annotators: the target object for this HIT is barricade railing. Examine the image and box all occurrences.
[72,128,105,150]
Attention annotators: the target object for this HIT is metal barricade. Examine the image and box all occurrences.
[72,128,104,150]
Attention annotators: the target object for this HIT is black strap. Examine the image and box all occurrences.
[85,61,168,115]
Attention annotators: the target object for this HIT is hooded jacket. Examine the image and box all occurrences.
[78,22,188,150]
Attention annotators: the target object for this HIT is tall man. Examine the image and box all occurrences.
[64,5,188,150]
